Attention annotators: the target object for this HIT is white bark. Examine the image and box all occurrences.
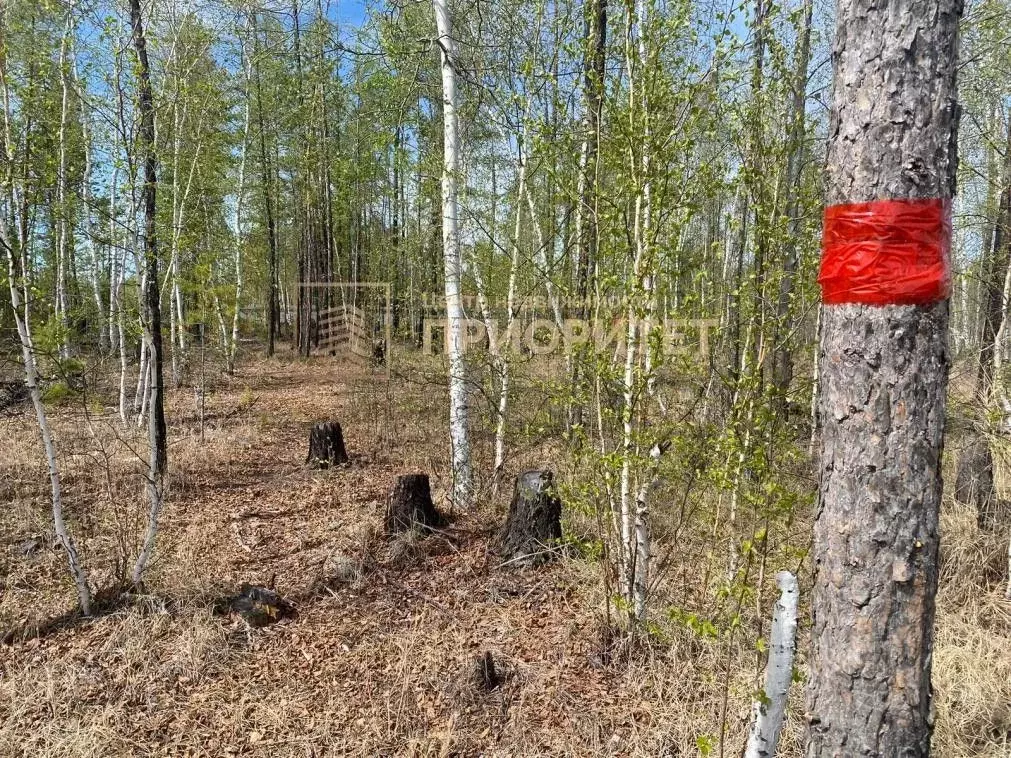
[632,0,655,618]
[494,148,525,479]
[108,167,131,425]
[524,185,565,331]
[745,571,799,758]
[55,4,76,359]
[163,94,207,383]
[73,59,108,352]
[433,0,473,508]
[226,48,252,375]
[618,0,654,617]
[2,219,91,615]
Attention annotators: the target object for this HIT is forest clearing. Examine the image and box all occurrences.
[1,351,1009,756]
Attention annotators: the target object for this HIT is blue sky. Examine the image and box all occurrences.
[334,0,367,26]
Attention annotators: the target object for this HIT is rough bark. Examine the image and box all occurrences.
[498,470,562,567]
[306,421,349,468]
[385,473,444,533]
[805,1,962,755]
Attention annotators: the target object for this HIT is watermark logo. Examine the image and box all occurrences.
[420,297,717,360]
[318,305,374,363]
[298,282,391,375]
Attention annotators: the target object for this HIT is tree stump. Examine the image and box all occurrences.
[306,421,349,468]
[220,584,295,627]
[385,473,444,533]
[498,470,562,566]
[954,436,997,529]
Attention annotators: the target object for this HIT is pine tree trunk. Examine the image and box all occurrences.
[805,1,962,755]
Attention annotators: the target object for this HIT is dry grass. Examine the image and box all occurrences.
[1,349,1009,756]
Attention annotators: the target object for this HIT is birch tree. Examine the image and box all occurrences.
[433,0,472,509]
[1,220,92,615]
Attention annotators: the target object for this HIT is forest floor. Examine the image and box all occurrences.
[1,350,1010,757]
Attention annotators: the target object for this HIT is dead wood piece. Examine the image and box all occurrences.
[385,473,444,533]
[498,470,562,567]
[307,421,349,468]
[220,584,295,627]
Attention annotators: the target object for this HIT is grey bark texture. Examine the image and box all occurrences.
[806,0,962,756]
[498,470,562,567]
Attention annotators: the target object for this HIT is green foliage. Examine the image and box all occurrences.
[669,606,721,640]
[695,733,716,756]
[42,380,73,406]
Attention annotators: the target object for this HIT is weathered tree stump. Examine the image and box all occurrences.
[306,421,349,468]
[220,583,295,627]
[954,436,998,529]
[385,473,444,533]
[498,470,562,566]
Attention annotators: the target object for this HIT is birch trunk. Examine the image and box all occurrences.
[2,214,91,614]
[494,152,525,480]
[72,57,109,354]
[805,1,961,753]
[433,0,472,509]
[746,572,799,758]
[226,48,252,375]
[55,4,76,359]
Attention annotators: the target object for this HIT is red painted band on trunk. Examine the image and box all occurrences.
[818,197,952,306]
